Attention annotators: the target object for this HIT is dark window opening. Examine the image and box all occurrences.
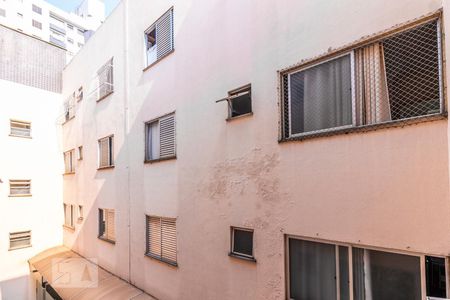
[426,256,447,298]
[231,227,254,258]
[146,27,156,50]
[229,85,252,118]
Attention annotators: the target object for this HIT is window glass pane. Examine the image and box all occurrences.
[352,248,421,300]
[289,239,337,300]
[289,55,352,134]
[339,246,350,300]
[231,92,252,117]
[426,256,447,298]
[147,121,160,160]
[233,229,253,256]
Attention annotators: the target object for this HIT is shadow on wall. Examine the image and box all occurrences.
[0,274,32,300]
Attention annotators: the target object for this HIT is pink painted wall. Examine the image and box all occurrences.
[62,0,450,299]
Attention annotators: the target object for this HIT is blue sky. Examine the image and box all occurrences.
[45,0,120,16]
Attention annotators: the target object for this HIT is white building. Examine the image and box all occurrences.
[0,0,105,60]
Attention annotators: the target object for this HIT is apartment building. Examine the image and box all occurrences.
[0,25,65,300]
[33,0,450,299]
[0,0,105,60]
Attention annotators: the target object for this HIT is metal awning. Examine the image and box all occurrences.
[29,246,155,300]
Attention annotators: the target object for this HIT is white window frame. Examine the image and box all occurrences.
[285,235,449,300]
[143,8,174,68]
[287,52,356,138]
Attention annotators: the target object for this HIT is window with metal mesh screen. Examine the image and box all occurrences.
[145,8,174,67]
[146,215,177,266]
[282,18,442,139]
[91,58,114,101]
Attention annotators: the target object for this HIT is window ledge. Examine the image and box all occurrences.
[228,252,257,263]
[97,165,115,170]
[96,91,114,103]
[226,112,253,122]
[9,134,32,139]
[145,253,178,267]
[280,113,447,143]
[143,49,175,72]
[63,172,75,176]
[144,155,176,164]
[63,224,75,231]
[98,236,115,244]
[9,194,32,198]
[9,245,32,251]
[62,116,75,125]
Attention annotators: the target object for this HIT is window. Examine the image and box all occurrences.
[92,58,114,101]
[10,120,31,137]
[63,203,74,228]
[63,94,75,122]
[0,8,5,17]
[67,38,73,44]
[98,135,114,168]
[63,149,75,174]
[32,19,41,29]
[78,205,83,221]
[144,8,174,67]
[9,180,31,196]
[98,208,115,243]
[9,231,31,250]
[32,4,41,14]
[76,86,83,102]
[77,146,83,160]
[146,216,177,266]
[281,18,443,138]
[287,237,447,300]
[145,113,176,162]
[230,227,255,260]
[216,84,252,119]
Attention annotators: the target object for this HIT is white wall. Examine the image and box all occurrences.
[0,79,63,300]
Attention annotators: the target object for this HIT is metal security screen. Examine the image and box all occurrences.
[282,18,443,139]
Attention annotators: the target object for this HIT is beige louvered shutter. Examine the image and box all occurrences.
[156,9,174,59]
[161,218,177,263]
[148,216,162,257]
[99,138,109,167]
[106,210,115,241]
[159,114,175,158]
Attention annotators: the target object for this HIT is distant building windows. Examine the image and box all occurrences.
[230,227,255,261]
[92,58,114,101]
[98,135,114,168]
[32,19,42,30]
[63,203,75,228]
[10,120,31,137]
[146,215,177,266]
[98,208,115,243]
[145,113,176,162]
[9,230,31,250]
[32,4,41,15]
[63,149,75,174]
[144,8,174,68]
[9,179,31,196]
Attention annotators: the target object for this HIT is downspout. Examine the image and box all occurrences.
[122,0,132,283]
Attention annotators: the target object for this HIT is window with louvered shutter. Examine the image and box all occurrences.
[145,8,174,67]
[146,216,177,266]
[145,113,176,161]
[63,203,74,228]
[9,180,31,196]
[98,208,115,243]
[91,58,114,101]
[98,136,113,168]
[64,149,75,173]
[9,230,31,250]
[10,120,31,137]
